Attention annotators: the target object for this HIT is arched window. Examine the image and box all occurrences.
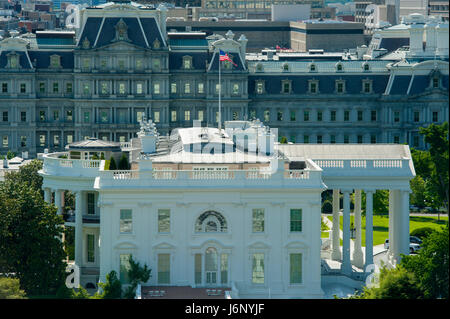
[336,63,343,72]
[282,63,289,71]
[309,63,316,72]
[363,63,370,71]
[195,211,227,232]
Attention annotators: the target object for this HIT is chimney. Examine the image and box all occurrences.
[436,22,449,57]
[424,21,437,54]
[409,23,424,56]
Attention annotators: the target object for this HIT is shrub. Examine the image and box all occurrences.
[118,153,130,170]
[98,270,122,299]
[322,200,332,214]
[410,227,435,240]
[0,277,27,299]
[109,157,117,170]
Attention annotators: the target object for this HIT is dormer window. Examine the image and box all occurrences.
[308,80,319,94]
[153,38,160,49]
[256,63,263,72]
[309,63,316,72]
[7,52,19,69]
[362,79,373,93]
[363,63,370,71]
[182,56,193,69]
[255,80,265,94]
[50,55,61,68]
[335,63,343,72]
[282,63,289,72]
[335,80,346,93]
[281,79,292,94]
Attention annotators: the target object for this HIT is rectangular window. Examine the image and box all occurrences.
[119,82,126,95]
[39,134,46,147]
[153,83,160,94]
[413,111,419,122]
[344,110,350,122]
[277,110,283,121]
[158,209,170,233]
[364,81,371,93]
[357,110,363,121]
[66,82,72,93]
[1,83,7,93]
[330,135,336,144]
[252,253,264,284]
[100,111,108,123]
[232,83,239,95]
[21,111,26,122]
[154,111,160,123]
[136,83,143,94]
[66,110,73,122]
[83,83,90,95]
[184,83,191,94]
[232,111,239,120]
[184,110,190,121]
[432,111,438,122]
[309,82,317,93]
[290,253,302,284]
[87,193,95,215]
[54,135,59,146]
[303,111,309,122]
[2,111,8,122]
[317,111,322,122]
[371,134,376,144]
[67,134,73,144]
[304,135,309,144]
[2,136,8,148]
[215,83,221,94]
[101,82,108,95]
[371,110,377,122]
[171,83,177,93]
[39,82,45,93]
[82,58,90,69]
[413,135,419,148]
[136,111,144,123]
[282,81,290,93]
[84,112,90,123]
[290,209,302,232]
[171,110,177,122]
[20,83,26,93]
[344,135,349,144]
[20,136,26,147]
[136,59,143,69]
[264,110,270,122]
[317,135,322,144]
[120,209,132,233]
[53,111,59,121]
[119,254,131,284]
[394,136,400,144]
[330,110,336,122]
[158,254,170,284]
[252,209,265,233]
[336,82,344,93]
[394,111,400,123]
[357,135,363,144]
[290,110,296,121]
[198,82,204,94]
[220,254,228,284]
[53,82,59,93]
[87,234,95,263]
[198,110,204,122]
[153,59,160,69]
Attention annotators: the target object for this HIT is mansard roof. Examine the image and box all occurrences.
[0,50,33,69]
[28,50,74,69]
[77,16,165,49]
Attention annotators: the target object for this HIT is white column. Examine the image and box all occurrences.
[365,190,374,270]
[388,190,394,259]
[331,189,341,261]
[43,187,52,203]
[352,190,364,269]
[391,190,410,264]
[341,190,352,274]
[54,189,63,215]
[74,191,83,268]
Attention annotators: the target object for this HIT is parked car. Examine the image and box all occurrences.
[410,236,423,245]
[384,239,421,253]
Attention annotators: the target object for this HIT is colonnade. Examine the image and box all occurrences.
[330,188,410,274]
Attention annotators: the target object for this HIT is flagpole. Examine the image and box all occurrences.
[218,51,222,131]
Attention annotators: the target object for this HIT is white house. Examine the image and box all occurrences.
[39,118,415,298]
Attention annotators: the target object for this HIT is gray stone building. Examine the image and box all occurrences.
[0,1,448,157]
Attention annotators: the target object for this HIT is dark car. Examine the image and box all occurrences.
[410,236,423,244]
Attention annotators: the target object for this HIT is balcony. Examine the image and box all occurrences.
[62,211,100,224]
[41,152,102,178]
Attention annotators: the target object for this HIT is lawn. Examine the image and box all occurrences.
[326,214,448,246]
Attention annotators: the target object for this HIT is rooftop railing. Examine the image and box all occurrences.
[41,152,102,178]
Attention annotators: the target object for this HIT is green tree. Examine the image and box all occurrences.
[71,286,92,299]
[409,175,428,209]
[279,136,288,144]
[6,150,16,160]
[361,190,389,215]
[109,156,117,170]
[352,266,423,299]
[118,153,130,170]
[97,270,122,299]
[123,255,151,299]
[0,277,27,299]
[0,161,67,296]
[401,225,449,298]
[418,122,449,214]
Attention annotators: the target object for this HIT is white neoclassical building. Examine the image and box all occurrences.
[39,118,415,298]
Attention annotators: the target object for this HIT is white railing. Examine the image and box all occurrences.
[285,170,310,179]
[42,153,103,177]
[120,141,132,150]
[314,159,407,170]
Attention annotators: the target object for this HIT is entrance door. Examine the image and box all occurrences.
[205,247,218,286]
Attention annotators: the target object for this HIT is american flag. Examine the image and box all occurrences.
[219,50,237,66]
